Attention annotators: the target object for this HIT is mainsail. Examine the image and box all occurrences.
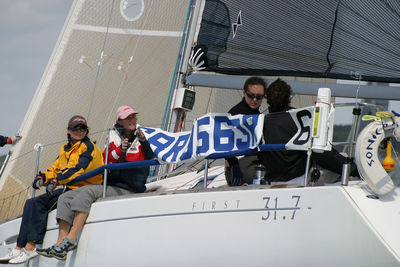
[0,0,190,220]
[195,0,400,83]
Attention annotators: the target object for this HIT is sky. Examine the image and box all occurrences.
[0,0,399,156]
[0,1,73,140]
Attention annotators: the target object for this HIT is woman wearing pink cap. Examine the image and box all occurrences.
[109,105,150,163]
[104,105,155,191]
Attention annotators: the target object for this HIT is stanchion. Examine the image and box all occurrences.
[32,144,43,198]
[304,148,312,187]
[203,159,208,188]
[342,107,361,185]
[103,129,110,198]
[0,150,11,179]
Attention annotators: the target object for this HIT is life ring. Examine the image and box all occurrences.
[355,118,396,195]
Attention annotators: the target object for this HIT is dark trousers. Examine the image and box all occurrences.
[16,188,64,248]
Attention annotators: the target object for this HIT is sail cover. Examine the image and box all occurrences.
[196,0,400,83]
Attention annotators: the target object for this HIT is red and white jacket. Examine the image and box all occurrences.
[104,124,153,163]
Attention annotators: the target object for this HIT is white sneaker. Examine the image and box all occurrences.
[0,248,22,261]
[8,248,37,264]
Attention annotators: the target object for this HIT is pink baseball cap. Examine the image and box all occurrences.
[116,105,138,120]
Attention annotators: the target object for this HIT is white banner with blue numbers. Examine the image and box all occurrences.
[139,113,264,163]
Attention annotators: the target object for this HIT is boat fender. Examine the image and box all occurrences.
[355,119,395,195]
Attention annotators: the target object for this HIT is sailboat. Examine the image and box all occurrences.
[0,0,400,266]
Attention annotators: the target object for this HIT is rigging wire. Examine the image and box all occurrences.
[342,72,363,154]
[354,72,362,106]
[86,0,117,122]
[100,0,155,142]
[204,86,214,113]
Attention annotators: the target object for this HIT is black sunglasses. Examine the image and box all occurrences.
[246,92,264,100]
[69,125,88,131]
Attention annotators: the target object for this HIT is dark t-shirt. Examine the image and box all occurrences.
[228,97,260,115]
[258,107,352,182]
[258,110,307,182]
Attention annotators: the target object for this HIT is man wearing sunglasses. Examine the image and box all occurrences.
[229,77,266,115]
[225,77,267,186]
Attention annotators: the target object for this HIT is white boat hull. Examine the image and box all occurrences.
[1,176,399,266]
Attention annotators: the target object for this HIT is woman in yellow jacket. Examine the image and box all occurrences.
[0,115,103,264]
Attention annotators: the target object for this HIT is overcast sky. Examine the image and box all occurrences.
[0,1,73,141]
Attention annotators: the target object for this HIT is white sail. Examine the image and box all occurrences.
[0,0,190,220]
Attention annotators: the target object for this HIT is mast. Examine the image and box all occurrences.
[164,0,204,133]
[156,0,203,176]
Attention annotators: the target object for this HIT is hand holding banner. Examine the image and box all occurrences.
[140,113,264,163]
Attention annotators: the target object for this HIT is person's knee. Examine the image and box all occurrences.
[58,192,72,207]
[81,186,102,200]
[58,193,68,203]
[70,188,99,213]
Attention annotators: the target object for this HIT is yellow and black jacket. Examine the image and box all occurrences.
[43,136,103,189]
